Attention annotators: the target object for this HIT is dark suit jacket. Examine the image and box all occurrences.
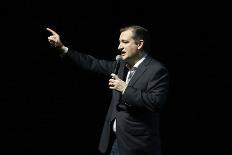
[65,49,169,155]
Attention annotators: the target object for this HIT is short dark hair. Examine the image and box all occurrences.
[120,25,151,52]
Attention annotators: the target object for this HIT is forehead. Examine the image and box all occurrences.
[119,30,134,40]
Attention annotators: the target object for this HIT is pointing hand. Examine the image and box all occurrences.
[46,28,63,48]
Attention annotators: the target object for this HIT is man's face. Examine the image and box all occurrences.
[118,30,139,61]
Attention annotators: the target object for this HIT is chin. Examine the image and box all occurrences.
[121,55,127,60]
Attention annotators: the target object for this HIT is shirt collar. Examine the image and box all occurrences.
[126,53,147,70]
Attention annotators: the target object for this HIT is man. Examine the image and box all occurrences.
[47,25,169,155]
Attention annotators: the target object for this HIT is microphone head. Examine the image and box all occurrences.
[115,55,122,61]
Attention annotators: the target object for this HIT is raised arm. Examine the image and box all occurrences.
[46,27,116,76]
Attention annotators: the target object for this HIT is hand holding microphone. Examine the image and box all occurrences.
[109,55,127,92]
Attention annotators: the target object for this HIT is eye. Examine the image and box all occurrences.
[122,40,128,43]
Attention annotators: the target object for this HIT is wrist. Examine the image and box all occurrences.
[122,84,128,94]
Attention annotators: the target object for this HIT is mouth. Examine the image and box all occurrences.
[121,51,126,55]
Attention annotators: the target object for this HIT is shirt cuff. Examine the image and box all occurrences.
[59,46,68,57]
[61,46,68,53]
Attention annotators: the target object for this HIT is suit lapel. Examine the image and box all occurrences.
[128,56,152,86]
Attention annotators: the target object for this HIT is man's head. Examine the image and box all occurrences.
[118,25,151,63]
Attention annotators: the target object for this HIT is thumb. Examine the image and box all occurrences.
[111,73,119,79]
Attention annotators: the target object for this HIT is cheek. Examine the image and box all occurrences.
[128,47,137,55]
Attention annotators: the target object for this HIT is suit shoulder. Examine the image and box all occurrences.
[149,57,168,71]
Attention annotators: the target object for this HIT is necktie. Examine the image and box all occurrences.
[126,67,136,84]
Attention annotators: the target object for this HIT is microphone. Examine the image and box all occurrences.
[113,55,122,74]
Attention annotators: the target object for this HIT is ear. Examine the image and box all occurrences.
[137,40,144,50]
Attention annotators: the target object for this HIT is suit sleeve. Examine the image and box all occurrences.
[64,49,116,76]
[121,66,169,112]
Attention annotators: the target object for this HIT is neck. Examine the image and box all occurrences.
[127,51,146,68]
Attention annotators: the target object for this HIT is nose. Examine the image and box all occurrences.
[118,43,123,51]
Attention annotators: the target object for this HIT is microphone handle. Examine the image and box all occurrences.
[113,60,120,74]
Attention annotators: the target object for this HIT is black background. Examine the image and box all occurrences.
[1,1,231,155]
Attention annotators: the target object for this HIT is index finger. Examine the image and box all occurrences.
[46,28,58,35]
